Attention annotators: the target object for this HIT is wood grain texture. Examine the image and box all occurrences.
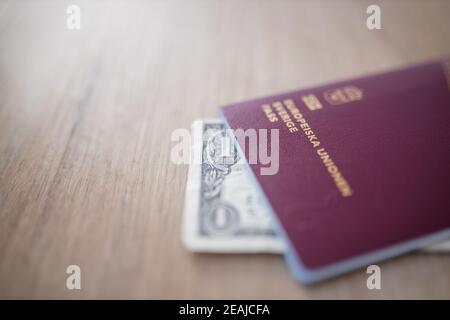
[0,0,449,299]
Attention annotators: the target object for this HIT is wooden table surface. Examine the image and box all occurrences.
[1,0,449,299]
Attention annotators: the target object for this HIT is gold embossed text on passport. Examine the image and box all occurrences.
[261,100,354,197]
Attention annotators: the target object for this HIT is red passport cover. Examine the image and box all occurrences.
[220,59,450,284]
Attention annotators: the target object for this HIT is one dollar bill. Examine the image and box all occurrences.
[182,119,284,253]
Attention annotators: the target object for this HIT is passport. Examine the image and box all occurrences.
[220,59,450,284]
